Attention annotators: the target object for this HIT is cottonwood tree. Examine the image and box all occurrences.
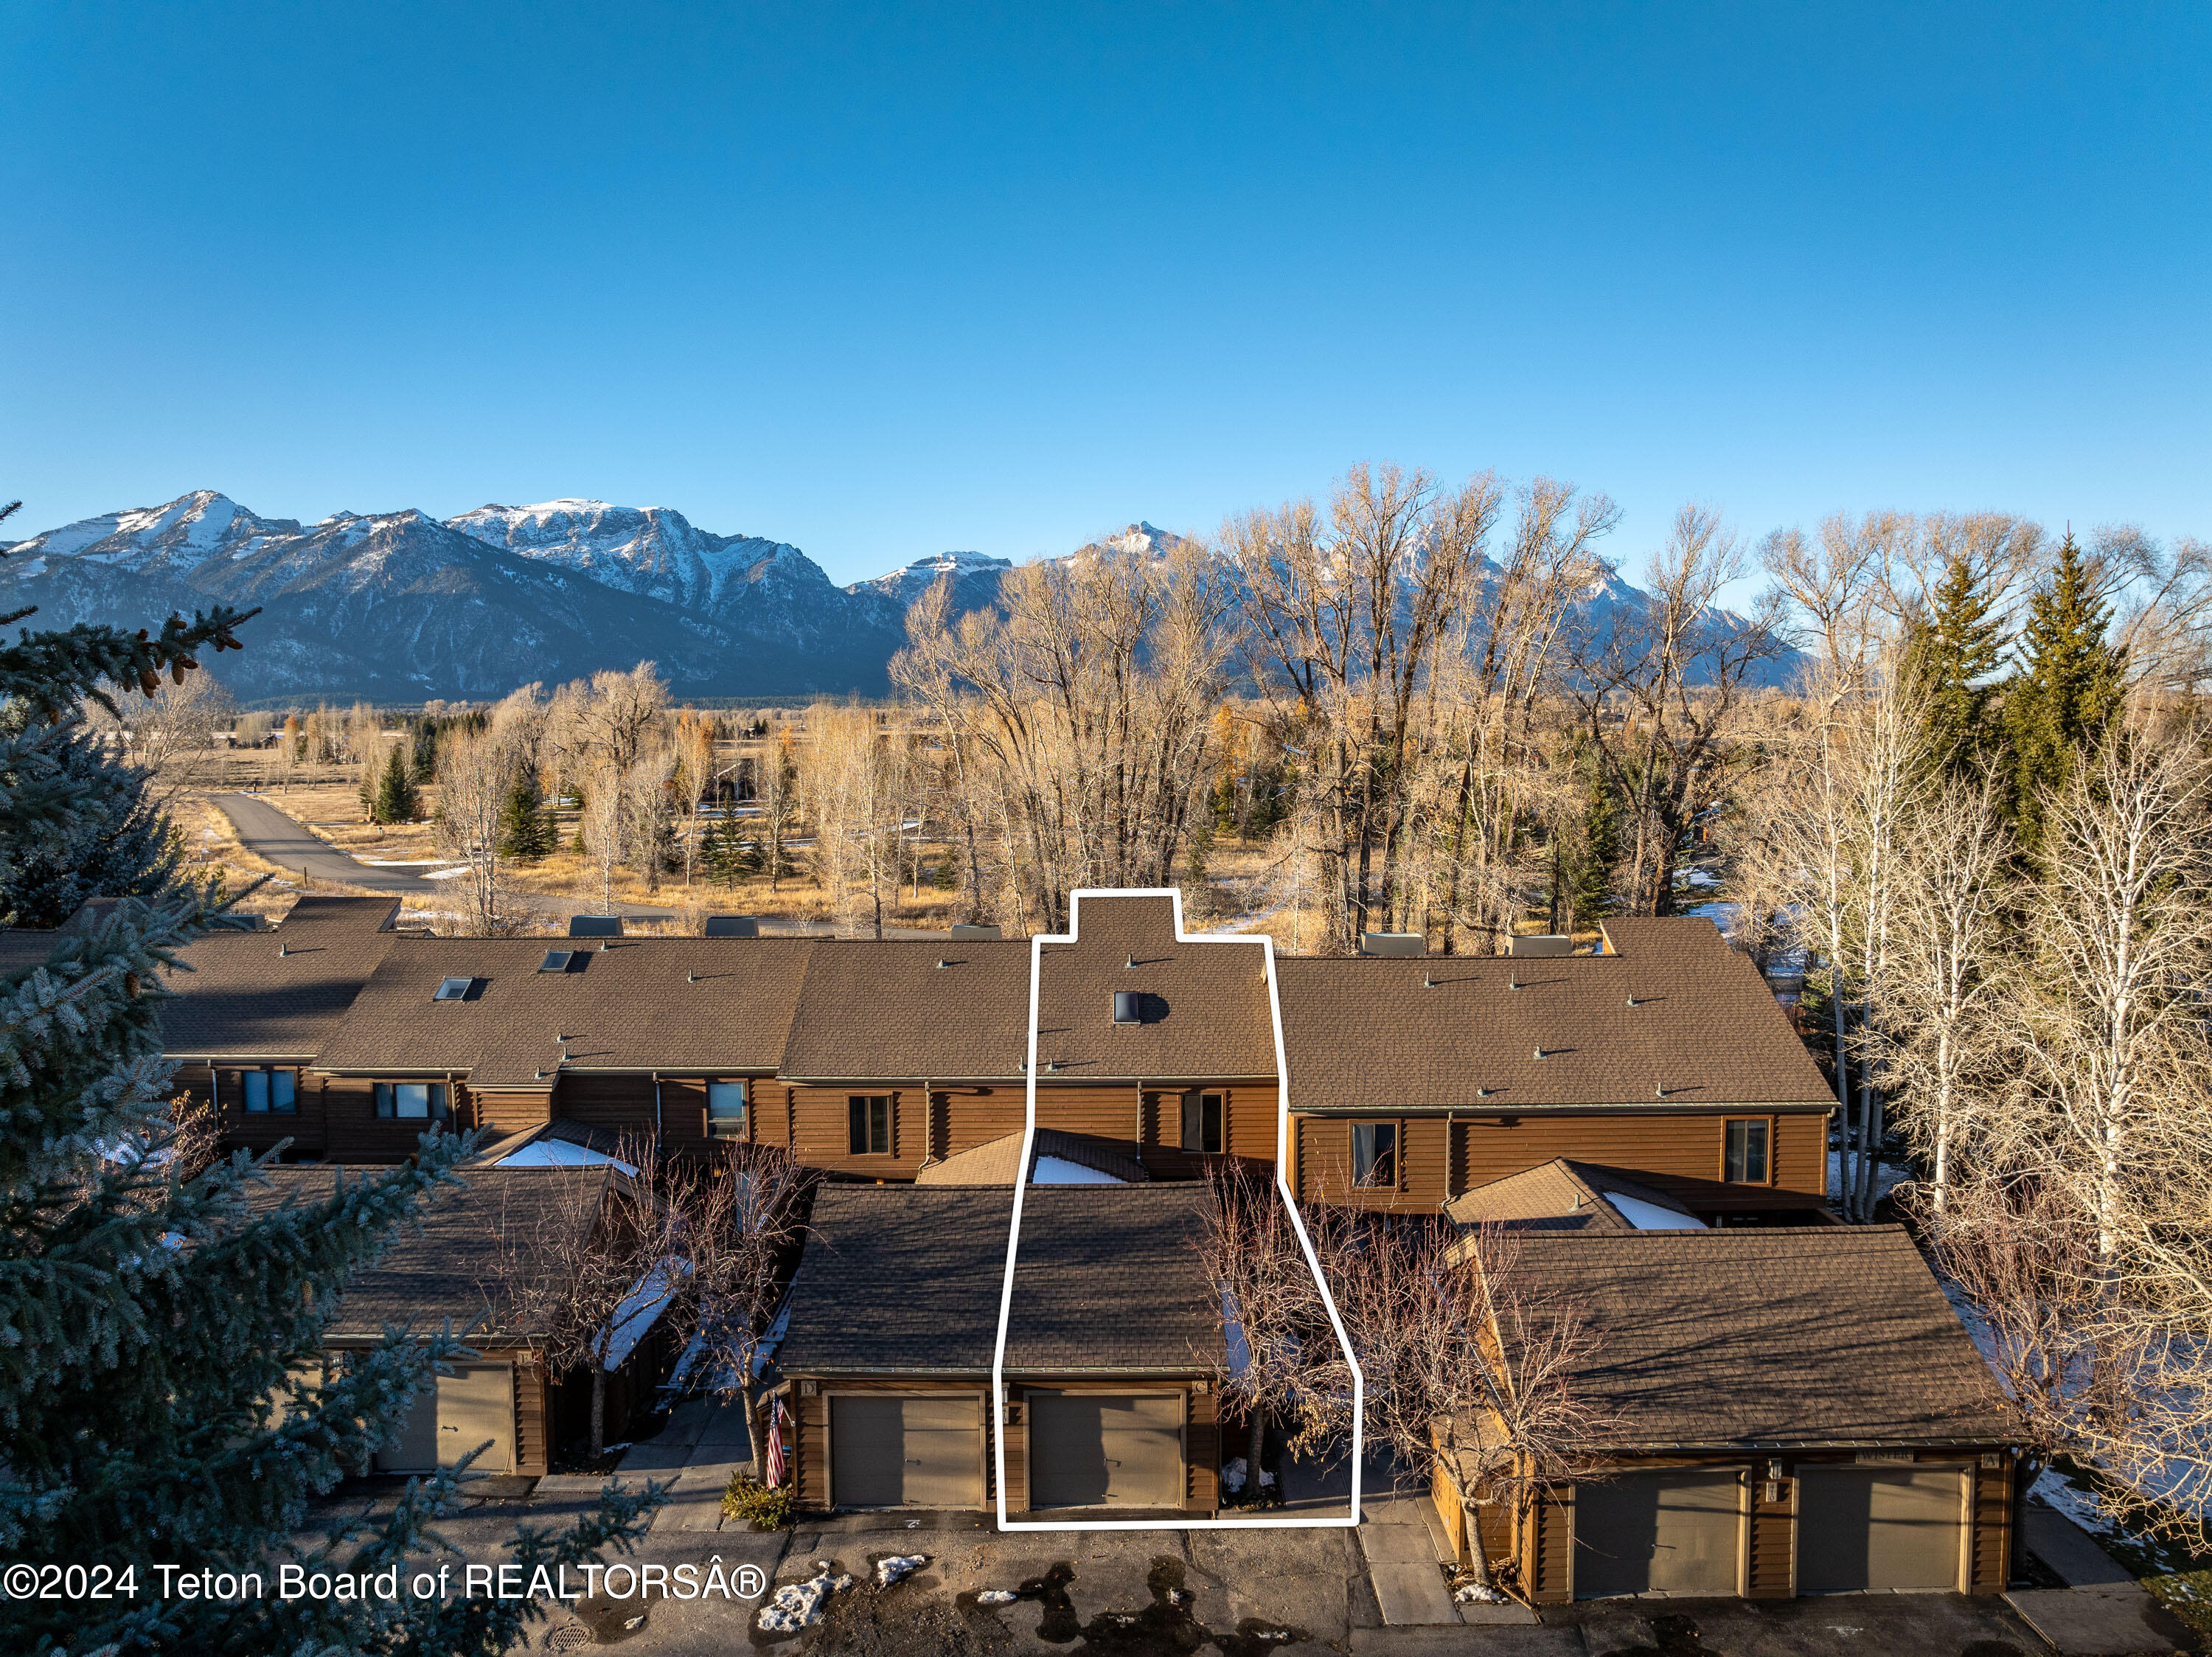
[1566,503,1783,917]
[1882,771,2014,1208]
[1222,464,1500,951]
[434,725,515,934]
[671,710,716,888]
[801,704,909,937]
[1197,1175,1341,1501]
[1313,1211,1614,1594]
[894,540,1230,931]
[580,760,628,915]
[678,1143,807,1459]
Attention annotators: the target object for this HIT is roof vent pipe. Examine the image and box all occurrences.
[936,959,951,970]
[276,942,288,957]
[1626,996,1638,1007]
[1125,955,1138,970]
[1533,1048,1547,1060]
[687,969,698,983]
[1654,1085,1666,1098]
[1422,973,1436,990]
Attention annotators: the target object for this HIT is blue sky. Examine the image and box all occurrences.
[4,2,2205,586]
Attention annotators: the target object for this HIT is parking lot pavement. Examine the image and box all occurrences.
[1543,1594,2054,1656]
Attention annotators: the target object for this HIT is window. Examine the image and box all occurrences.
[707,1080,746,1139]
[1352,1121,1398,1188]
[241,1069,297,1114]
[432,976,474,1001]
[1724,1117,1770,1184]
[375,1082,451,1122]
[1180,1091,1223,1155]
[848,1094,891,1156]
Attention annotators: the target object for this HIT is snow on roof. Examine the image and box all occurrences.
[600,1258,690,1370]
[1602,1190,1708,1232]
[497,1138,638,1175]
[1030,1155,1127,1185]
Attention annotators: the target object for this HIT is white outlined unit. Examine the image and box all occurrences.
[989,888,1365,1532]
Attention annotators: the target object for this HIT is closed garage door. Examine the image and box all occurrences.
[831,1394,985,1509]
[1797,1466,1964,1592]
[377,1364,515,1474]
[1029,1392,1184,1510]
[1576,1470,1742,1597]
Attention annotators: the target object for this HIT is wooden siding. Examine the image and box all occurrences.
[939,1087,1023,1158]
[787,1085,925,1178]
[1747,1468,1795,1597]
[505,1352,552,1479]
[1526,1487,1573,1602]
[552,1074,661,1142]
[1967,1453,2013,1594]
[473,1089,552,1136]
[1032,1085,1141,1143]
[1450,1111,1826,1204]
[1293,1114,1450,1212]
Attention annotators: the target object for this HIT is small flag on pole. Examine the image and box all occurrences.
[765,1397,787,1487]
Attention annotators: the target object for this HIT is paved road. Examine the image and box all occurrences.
[209,793,946,936]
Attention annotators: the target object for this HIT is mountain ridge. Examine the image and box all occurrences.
[0,492,1790,703]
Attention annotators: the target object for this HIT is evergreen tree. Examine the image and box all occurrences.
[1901,548,2007,776]
[1553,746,1623,934]
[373,743,420,824]
[2003,532,2125,852]
[495,764,552,861]
[0,501,656,1653]
[0,706,186,926]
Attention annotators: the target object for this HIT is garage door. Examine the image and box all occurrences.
[830,1394,985,1509]
[1029,1392,1184,1510]
[377,1364,515,1474]
[1797,1466,1964,1592]
[1576,1470,1743,1597]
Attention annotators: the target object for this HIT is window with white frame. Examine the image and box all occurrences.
[707,1080,746,1138]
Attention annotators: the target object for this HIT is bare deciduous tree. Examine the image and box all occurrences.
[434,726,514,934]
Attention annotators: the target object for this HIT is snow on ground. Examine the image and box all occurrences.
[496,1139,637,1173]
[1031,1156,1124,1184]
[873,1555,927,1587]
[1222,1290,1251,1378]
[757,1563,852,1633]
[1826,1152,1914,1206]
[2034,1469,2121,1538]
[1602,1191,1707,1230]
[976,1589,1018,1605]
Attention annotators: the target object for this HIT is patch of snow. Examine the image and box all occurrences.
[1454,1583,1509,1604]
[497,1139,638,1174]
[1030,1155,1125,1184]
[1826,1152,1913,1207]
[757,1563,851,1633]
[1601,1192,1707,1231]
[2034,1469,2120,1538]
[873,1554,926,1587]
[1222,1457,1248,1495]
[420,866,476,880]
[976,1588,1018,1605]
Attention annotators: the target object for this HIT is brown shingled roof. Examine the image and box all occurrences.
[158,895,401,1060]
[1034,892,1276,1082]
[1511,1226,2014,1448]
[246,1163,609,1338]
[776,939,1030,1081]
[776,1184,1221,1375]
[315,937,817,1087]
[1276,916,1830,1113]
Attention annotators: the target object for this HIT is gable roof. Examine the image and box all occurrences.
[1275,917,1831,1114]
[1444,1158,1701,1232]
[914,1129,1150,1186]
[246,1162,610,1338]
[315,937,817,1087]
[158,896,402,1060]
[1509,1226,2014,1448]
[1034,893,1276,1082]
[776,1183,1221,1376]
[776,940,1030,1081]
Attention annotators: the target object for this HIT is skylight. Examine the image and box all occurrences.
[539,951,574,973]
[432,976,474,1001]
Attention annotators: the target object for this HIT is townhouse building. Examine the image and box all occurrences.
[13,887,2021,1597]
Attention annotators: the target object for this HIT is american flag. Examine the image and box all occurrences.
[764,1397,787,1487]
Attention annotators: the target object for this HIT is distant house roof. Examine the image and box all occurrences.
[245,1163,610,1339]
[1509,1226,2014,1448]
[1275,916,1831,1114]
[157,895,402,1060]
[776,940,1031,1081]
[315,937,818,1088]
[1034,893,1276,1082]
[915,1129,1150,1186]
[776,1184,1220,1376]
[1444,1158,1703,1233]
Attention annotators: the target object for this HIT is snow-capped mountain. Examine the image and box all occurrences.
[847,549,1015,613]
[0,491,1801,703]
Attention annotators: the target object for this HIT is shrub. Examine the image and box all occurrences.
[723,1473,795,1531]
